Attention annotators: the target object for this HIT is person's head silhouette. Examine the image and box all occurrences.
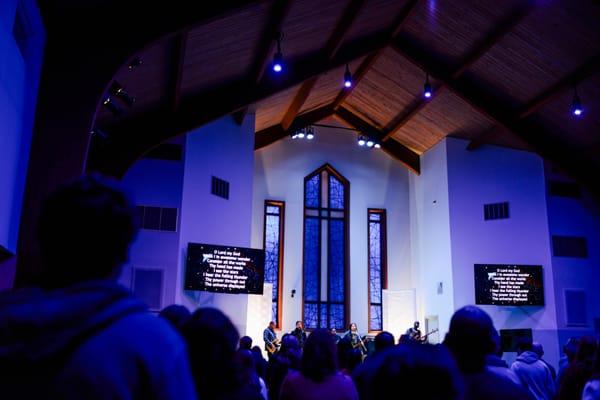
[38,174,137,288]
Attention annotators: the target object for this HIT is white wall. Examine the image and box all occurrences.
[0,0,44,255]
[251,121,412,334]
[445,137,559,368]
[177,114,256,335]
[409,139,455,340]
[545,164,600,347]
[119,147,185,307]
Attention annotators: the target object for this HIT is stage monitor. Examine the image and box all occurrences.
[500,328,532,352]
[185,243,264,295]
[474,264,544,306]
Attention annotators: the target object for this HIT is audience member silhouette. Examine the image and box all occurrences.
[558,336,580,383]
[511,337,555,400]
[484,328,523,386]
[582,339,600,400]
[236,349,268,400]
[280,328,358,400]
[557,335,598,400]
[267,334,301,400]
[159,304,191,332]
[0,175,196,399]
[444,305,531,400]
[252,345,268,380]
[532,341,556,381]
[373,331,395,354]
[239,335,253,350]
[182,307,262,400]
[352,331,396,400]
[366,343,463,400]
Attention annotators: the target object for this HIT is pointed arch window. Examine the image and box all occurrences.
[303,164,349,330]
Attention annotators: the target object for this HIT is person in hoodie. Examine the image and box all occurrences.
[0,175,196,400]
[485,329,523,387]
[511,337,556,400]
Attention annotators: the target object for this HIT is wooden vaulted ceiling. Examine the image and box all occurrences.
[89,0,600,190]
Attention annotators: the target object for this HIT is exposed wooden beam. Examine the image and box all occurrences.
[392,36,594,190]
[518,53,600,119]
[235,0,293,124]
[331,0,421,110]
[255,105,335,150]
[335,106,420,174]
[280,0,366,130]
[89,32,394,176]
[168,31,188,112]
[383,2,534,141]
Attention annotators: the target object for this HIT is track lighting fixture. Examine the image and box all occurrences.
[571,86,583,116]
[102,97,122,115]
[358,136,366,146]
[424,73,432,99]
[344,64,352,88]
[357,134,381,149]
[110,82,135,107]
[291,126,315,140]
[272,33,284,73]
[374,142,381,149]
[366,139,374,147]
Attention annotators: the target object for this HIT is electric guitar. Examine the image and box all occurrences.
[414,328,439,343]
[266,338,281,354]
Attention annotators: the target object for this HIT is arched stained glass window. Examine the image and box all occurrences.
[303,164,349,330]
[263,200,284,327]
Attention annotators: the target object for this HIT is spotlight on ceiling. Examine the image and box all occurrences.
[343,64,353,88]
[374,142,381,149]
[358,136,366,146]
[127,57,142,71]
[306,126,315,140]
[424,73,432,99]
[110,82,135,107]
[366,139,375,148]
[272,33,284,73]
[102,97,122,116]
[571,87,583,116]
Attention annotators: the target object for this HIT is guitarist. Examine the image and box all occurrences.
[406,321,423,342]
[263,321,279,359]
[343,322,366,354]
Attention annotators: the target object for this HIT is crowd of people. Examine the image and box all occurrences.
[0,175,599,399]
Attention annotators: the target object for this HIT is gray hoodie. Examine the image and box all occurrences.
[511,350,555,400]
[0,280,196,400]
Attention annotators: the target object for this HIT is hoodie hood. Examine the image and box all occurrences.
[516,350,540,364]
[0,280,147,364]
[485,354,509,368]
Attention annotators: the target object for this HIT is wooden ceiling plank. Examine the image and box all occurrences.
[392,36,594,190]
[335,106,420,174]
[384,3,534,141]
[94,31,394,175]
[331,0,421,110]
[235,0,293,125]
[280,0,366,130]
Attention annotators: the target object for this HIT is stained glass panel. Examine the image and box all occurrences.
[266,206,279,215]
[370,305,382,331]
[319,303,328,329]
[305,303,318,329]
[305,175,320,208]
[264,203,284,326]
[330,304,345,330]
[329,219,345,303]
[303,218,320,301]
[329,175,344,209]
[369,221,381,304]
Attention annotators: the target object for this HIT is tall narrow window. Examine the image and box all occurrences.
[264,200,285,327]
[368,209,387,332]
[303,164,349,330]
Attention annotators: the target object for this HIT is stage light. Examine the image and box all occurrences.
[128,57,142,70]
[358,136,366,146]
[306,126,315,140]
[571,87,583,116]
[343,64,352,88]
[374,142,381,149]
[424,73,432,99]
[297,131,305,139]
[272,33,284,73]
[102,97,122,115]
[110,82,135,107]
[366,139,374,147]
